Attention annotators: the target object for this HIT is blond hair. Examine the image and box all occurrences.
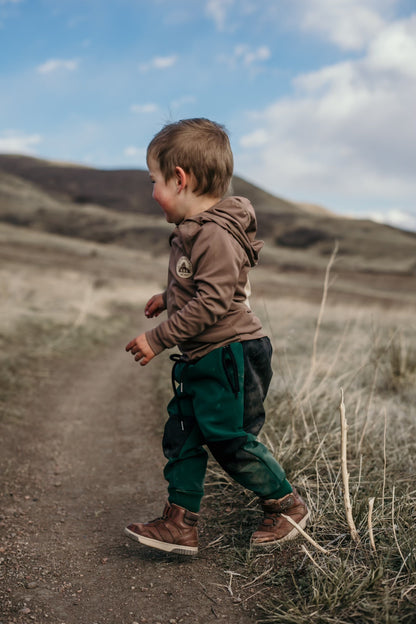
[147,118,233,197]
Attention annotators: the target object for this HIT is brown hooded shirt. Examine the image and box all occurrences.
[145,196,265,360]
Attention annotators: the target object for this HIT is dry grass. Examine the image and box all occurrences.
[2,217,415,621]
[204,282,416,623]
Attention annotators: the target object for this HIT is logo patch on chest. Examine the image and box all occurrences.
[176,256,193,279]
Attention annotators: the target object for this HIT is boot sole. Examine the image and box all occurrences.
[124,526,198,556]
[250,511,310,549]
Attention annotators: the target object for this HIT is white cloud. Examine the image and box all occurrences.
[130,103,158,114]
[369,209,416,231]
[139,55,177,72]
[237,12,416,215]
[367,15,416,76]
[218,44,271,70]
[293,0,396,51]
[37,58,79,74]
[205,0,267,31]
[240,129,268,148]
[170,95,196,108]
[0,130,42,153]
[205,0,234,30]
[124,146,146,161]
[153,56,177,69]
[205,0,398,48]
[234,44,270,66]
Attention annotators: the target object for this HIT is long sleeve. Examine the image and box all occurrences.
[146,222,244,354]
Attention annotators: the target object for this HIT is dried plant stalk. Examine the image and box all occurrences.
[382,409,387,515]
[301,545,329,575]
[280,514,329,554]
[368,497,376,552]
[392,485,406,567]
[310,240,339,373]
[339,388,360,543]
[299,240,338,396]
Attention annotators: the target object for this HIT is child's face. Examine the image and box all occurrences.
[147,158,184,224]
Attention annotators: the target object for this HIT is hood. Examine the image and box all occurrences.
[180,196,263,267]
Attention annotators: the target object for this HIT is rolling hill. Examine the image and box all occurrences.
[0,154,415,307]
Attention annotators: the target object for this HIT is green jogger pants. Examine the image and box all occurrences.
[163,341,289,512]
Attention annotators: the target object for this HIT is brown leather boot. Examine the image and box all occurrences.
[251,488,309,547]
[125,502,199,555]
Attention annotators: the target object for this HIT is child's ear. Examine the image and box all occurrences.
[175,166,188,191]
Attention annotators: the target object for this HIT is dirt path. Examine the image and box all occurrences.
[0,332,256,624]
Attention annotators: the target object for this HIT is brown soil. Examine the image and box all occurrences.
[0,332,256,624]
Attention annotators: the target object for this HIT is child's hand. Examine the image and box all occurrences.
[125,333,156,366]
[145,293,166,318]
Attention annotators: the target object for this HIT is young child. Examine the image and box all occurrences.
[124,118,309,555]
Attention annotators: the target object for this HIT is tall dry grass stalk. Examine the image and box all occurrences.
[281,513,329,554]
[368,497,376,552]
[339,388,360,543]
[299,240,338,397]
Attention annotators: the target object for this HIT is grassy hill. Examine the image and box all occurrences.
[1,154,415,307]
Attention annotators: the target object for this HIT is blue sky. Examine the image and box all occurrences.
[1,0,415,230]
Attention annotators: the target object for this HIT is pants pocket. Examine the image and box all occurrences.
[163,394,195,459]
